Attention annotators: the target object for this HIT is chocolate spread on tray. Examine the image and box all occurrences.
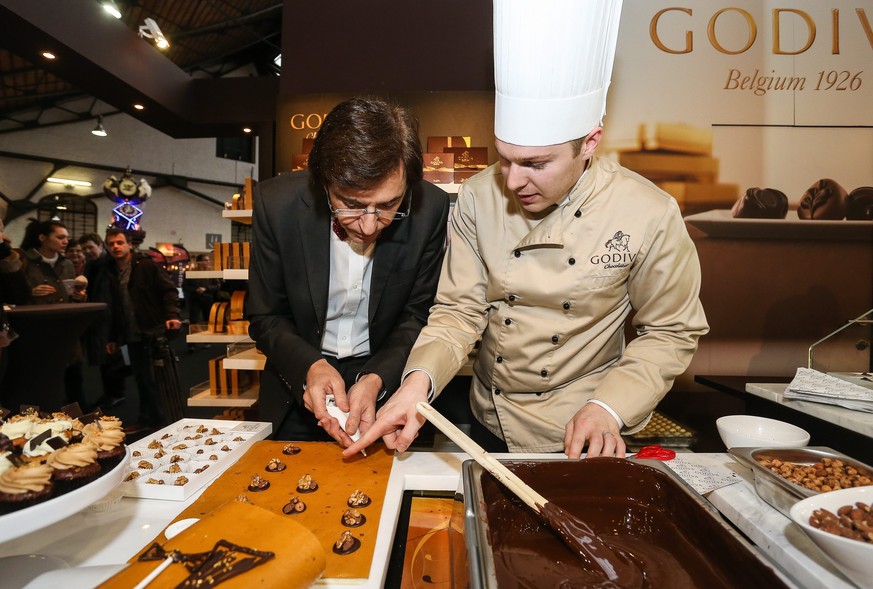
[480,458,789,589]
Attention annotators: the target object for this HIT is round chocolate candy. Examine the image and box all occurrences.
[282,443,301,456]
[341,508,366,528]
[798,178,848,220]
[847,186,873,220]
[731,187,788,219]
[296,473,318,493]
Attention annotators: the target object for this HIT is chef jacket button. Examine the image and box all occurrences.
[508,294,517,302]
[540,369,548,377]
[496,356,503,363]
[574,210,582,218]
[513,249,521,258]
[568,257,576,265]
[494,388,502,396]
[562,301,571,310]
[504,318,512,326]
[551,335,559,343]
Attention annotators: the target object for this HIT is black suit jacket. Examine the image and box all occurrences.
[247,171,450,432]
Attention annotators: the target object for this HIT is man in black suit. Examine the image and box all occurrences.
[247,97,450,446]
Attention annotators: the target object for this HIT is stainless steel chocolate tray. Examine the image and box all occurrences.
[462,457,796,589]
[730,446,873,517]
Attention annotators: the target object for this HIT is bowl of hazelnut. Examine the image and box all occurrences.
[789,486,873,588]
[716,415,809,450]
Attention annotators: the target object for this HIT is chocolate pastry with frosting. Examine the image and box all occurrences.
[731,187,788,219]
[798,178,848,220]
[846,186,873,220]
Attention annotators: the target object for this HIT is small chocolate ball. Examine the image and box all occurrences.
[846,187,873,220]
[798,178,848,220]
[731,187,788,219]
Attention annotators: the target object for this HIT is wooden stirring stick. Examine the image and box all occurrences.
[415,402,643,586]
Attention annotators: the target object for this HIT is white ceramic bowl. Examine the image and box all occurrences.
[789,486,873,589]
[716,415,810,449]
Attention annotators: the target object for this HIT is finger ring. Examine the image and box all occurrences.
[602,431,613,436]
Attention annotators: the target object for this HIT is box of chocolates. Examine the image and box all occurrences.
[427,136,471,153]
[422,152,455,184]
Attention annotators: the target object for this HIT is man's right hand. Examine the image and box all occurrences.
[342,370,431,457]
[303,359,349,444]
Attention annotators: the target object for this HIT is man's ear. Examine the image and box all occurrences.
[582,127,603,158]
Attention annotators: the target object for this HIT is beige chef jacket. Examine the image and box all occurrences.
[405,156,709,452]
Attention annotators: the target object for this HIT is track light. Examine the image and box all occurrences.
[47,177,92,188]
[92,115,107,137]
[102,1,121,19]
[139,17,170,50]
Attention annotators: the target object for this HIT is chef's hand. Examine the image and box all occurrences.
[342,370,430,457]
[564,403,626,459]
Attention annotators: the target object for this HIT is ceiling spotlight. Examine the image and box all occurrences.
[41,51,56,60]
[47,177,92,188]
[102,1,122,19]
[133,103,145,110]
[243,127,252,134]
[92,115,107,137]
[139,18,170,50]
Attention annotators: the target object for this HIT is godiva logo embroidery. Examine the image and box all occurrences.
[428,156,444,167]
[590,231,636,269]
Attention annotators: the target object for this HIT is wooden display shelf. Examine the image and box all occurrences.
[188,382,259,407]
[186,332,252,344]
[222,346,266,370]
[222,269,249,280]
[222,209,252,224]
[185,270,223,279]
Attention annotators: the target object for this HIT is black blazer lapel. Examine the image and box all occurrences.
[298,190,332,328]
[369,213,411,324]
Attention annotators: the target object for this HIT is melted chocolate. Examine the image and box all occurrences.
[480,458,790,589]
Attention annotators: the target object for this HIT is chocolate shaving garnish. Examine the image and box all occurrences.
[46,435,69,450]
[282,443,301,456]
[348,490,371,508]
[27,428,52,451]
[78,411,102,425]
[248,474,270,492]
[341,508,366,527]
[265,458,286,472]
[59,403,84,418]
[0,433,12,452]
[179,540,275,588]
[332,531,361,555]
[282,496,306,514]
[296,473,318,493]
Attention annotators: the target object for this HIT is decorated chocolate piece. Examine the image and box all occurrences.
[341,508,366,527]
[347,489,371,508]
[248,474,270,492]
[138,460,155,470]
[282,496,306,514]
[282,443,301,456]
[798,178,848,219]
[265,458,286,472]
[0,433,12,453]
[146,477,165,485]
[59,403,84,419]
[78,411,103,425]
[296,473,318,493]
[139,539,274,587]
[847,186,873,220]
[174,476,189,486]
[332,530,361,555]
[124,471,140,481]
[27,429,52,451]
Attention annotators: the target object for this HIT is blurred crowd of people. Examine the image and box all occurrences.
[1,219,190,434]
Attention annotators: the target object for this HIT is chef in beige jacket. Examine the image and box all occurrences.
[346,0,708,459]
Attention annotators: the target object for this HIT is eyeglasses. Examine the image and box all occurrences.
[325,186,411,221]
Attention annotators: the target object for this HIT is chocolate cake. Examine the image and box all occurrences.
[731,187,788,219]
[475,458,790,589]
[798,178,848,220]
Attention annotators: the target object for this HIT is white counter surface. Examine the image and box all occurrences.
[0,450,858,589]
[746,382,873,438]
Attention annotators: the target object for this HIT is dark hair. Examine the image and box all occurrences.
[308,97,423,191]
[105,227,130,243]
[78,232,104,247]
[20,218,67,251]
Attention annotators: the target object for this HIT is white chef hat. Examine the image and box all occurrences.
[494,0,623,146]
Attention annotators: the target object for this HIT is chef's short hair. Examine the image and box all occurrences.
[308,97,423,191]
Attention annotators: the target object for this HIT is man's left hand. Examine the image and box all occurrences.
[165,319,182,330]
[564,403,626,459]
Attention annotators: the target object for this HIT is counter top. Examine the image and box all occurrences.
[0,450,858,589]
[746,382,873,438]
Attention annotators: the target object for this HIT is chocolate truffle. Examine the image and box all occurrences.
[847,187,873,220]
[731,187,788,219]
[798,178,848,220]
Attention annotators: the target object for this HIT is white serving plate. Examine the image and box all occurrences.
[684,209,873,241]
[0,447,129,544]
[120,418,270,501]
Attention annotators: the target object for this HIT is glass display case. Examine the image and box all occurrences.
[808,308,873,388]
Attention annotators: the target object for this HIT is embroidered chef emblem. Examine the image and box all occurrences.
[604,231,630,252]
[591,230,636,269]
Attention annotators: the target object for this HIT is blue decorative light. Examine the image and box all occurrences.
[112,201,143,230]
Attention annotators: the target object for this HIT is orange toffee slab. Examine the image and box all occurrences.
[138,441,393,580]
[99,501,325,589]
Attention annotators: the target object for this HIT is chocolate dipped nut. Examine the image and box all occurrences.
[847,187,873,220]
[265,458,286,472]
[332,530,361,555]
[348,489,371,508]
[282,443,301,456]
[282,496,306,514]
[296,473,318,493]
[341,508,366,527]
[248,474,270,492]
[798,178,848,220]
[731,187,788,219]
